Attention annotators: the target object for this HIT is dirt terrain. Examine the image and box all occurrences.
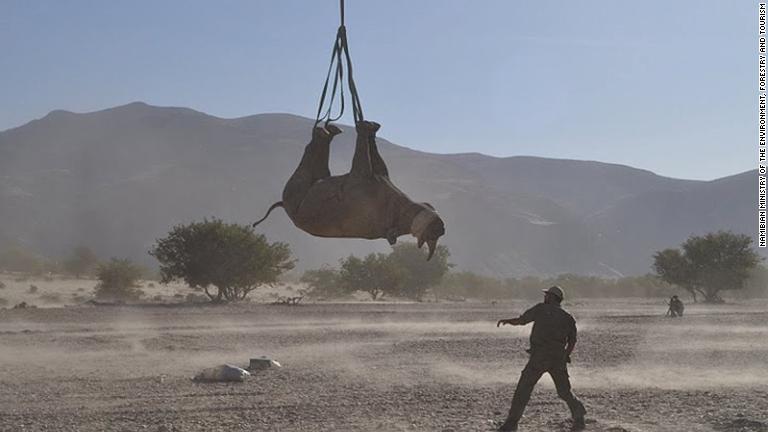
[0,286,766,431]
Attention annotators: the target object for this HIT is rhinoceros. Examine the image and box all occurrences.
[253,121,445,259]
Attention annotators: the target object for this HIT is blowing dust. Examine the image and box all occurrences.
[1,301,766,393]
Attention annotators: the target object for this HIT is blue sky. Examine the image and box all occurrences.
[0,1,754,180]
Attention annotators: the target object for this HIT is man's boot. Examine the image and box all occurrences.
[498,419,518,432]
[571,416,586,431]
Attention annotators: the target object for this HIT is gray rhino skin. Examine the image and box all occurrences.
[253,121,445,259]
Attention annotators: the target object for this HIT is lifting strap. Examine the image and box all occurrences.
[314,0,364,128]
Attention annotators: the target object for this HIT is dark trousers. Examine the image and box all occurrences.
[505,356,586,424]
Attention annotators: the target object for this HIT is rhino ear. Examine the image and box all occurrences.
[422,202,435,211]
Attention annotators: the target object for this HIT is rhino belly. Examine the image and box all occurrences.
[290,178,390,239]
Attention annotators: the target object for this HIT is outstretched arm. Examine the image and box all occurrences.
[496,317,525,327]
[497,304,540,328]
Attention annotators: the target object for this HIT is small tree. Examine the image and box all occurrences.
[339,253,402,300]
[94,258,144,301]
[388,243,451,301]
[300,266,343,299]
[149,219,295,302]
[653,249,693,298]
[0,244,48,275]
[653,231,761,303]
[63,246,99,278]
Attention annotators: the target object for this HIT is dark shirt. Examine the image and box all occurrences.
[670,299,684,312]
[519,302,577,355]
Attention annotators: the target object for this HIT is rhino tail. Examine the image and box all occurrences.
[252,201,284,227]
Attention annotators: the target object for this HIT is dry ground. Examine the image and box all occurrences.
[0,280,766,431]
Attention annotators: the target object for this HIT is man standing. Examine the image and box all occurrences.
[496,286,586,431]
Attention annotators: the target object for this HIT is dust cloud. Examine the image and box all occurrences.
[2,300,767,386]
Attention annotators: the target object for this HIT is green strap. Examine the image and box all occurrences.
[314,39,343,127]
[314,0,364,128]
[339,26,363,123]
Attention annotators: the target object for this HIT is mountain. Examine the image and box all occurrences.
[0,102,756,277]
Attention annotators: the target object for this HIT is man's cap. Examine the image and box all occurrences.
[542,285,564,300]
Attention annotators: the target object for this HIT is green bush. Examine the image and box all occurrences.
[62,246,99,278]
[0,245,52,275]
[339,253,403,300]
[150,219,295,302]
[94,258,145,301]
[301,266,343,299]
[387,243,451,301]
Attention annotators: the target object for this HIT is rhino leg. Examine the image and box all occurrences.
[305,124,341,182]
[367,123,389,177]
[283,125,342,215]
[350,121,380,178]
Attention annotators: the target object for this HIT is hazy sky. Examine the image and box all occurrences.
[0,1,754,180]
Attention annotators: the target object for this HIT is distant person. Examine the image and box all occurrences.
[496,286,586,431]
[667,295,684,317]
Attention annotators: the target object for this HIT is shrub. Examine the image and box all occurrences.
[300,267,344,299]
[94,258,145,301]
[339,253,403,300]
[387,243,451,301]
[62,246,99,278]
[0,245,48,274]
[150,219,295,302]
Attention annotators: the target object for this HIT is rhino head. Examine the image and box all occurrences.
[410,204,446,260]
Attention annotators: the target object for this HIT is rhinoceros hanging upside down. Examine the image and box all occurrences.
[252,121,445,259]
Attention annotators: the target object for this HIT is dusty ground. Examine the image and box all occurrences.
[0,281,766,431]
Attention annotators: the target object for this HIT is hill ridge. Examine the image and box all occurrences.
[0,102,755,277]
